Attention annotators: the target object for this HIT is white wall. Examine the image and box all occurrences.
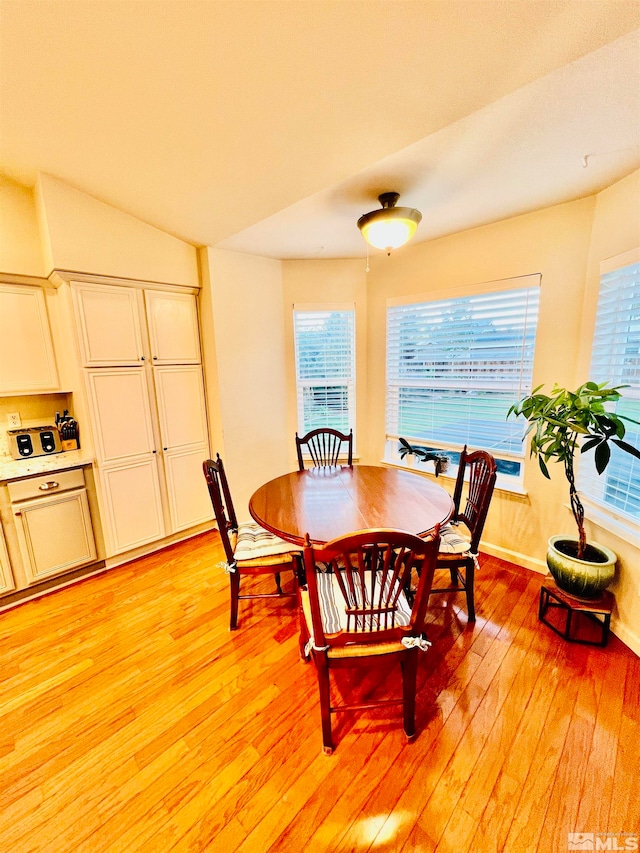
[200,247,289,512]
[0,176,46,277]
[35,174,199,286]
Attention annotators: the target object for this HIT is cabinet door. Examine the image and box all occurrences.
[0,522,16,595]
[86,369,156,464]
[145,290,200,364]
[13,490,96,584]
[72,282,145,366]
[99,458,165,555]
[0,284,59,393]
[164,444,213,533]
[154,365,208,451]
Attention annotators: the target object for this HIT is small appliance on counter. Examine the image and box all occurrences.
[8,425,62,459]
[6,411,80,460]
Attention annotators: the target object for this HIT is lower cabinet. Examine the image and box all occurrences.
[98,457,165,555]
[10,470,97,585]
[0,522,16,595]
[164,444,212,532]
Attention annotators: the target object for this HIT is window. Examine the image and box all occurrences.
[293,305,355,437]
[579,252,640,524]
[385,277,540,479]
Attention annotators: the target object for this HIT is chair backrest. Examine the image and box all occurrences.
[296,428,353,470]
[451,446,497,551]
[203,455,238,565]
[303,527,440,649]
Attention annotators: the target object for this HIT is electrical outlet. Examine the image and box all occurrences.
[7,412,21,428]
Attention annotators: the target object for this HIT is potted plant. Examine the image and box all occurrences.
[397,438,450,477]
[508,381,640,599]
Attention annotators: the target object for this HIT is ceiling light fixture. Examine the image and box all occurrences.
[357,192,422,255]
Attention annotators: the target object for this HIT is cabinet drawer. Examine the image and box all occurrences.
[8,468,86,502]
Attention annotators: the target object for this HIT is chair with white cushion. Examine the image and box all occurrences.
[431,446,497,622]
[299,527,440,754]
[203,456,302,630]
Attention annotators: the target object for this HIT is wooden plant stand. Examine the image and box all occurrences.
[538,583,614,647]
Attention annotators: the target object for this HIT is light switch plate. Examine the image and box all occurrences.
[7,412,21,428]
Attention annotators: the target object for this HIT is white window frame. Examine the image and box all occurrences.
[384,275,541,490]
[293,303,356,447]
[578,248,640,544]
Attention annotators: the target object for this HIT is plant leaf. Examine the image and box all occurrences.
[581,436,601,454]
[612,439,640,460]
[594,441,611,474]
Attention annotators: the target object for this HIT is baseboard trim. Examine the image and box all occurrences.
[609,620,640,657]
[481,541,547,575]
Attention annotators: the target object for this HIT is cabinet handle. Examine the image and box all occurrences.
[39,481,59,491]
[153,356,158,361]
[152,450,157,454]
[140,356,146,361]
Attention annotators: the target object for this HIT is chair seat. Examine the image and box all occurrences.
[232,521,299,563]
[438,522,472,555]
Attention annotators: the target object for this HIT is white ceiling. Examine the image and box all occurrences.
[1,1,639,260]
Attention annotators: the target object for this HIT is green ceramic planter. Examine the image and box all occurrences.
[546,535,616,600]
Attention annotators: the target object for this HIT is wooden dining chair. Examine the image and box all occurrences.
[299,527,440,754]
[203,456,302,630]
[296,428,353,470]
[430,446,497,622]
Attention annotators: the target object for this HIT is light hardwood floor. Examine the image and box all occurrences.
[0,531,638,852]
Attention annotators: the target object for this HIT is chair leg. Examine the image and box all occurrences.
[229,570,240,631]
[449,566,458,585]
[275,572,283,595]
[465,558,476,622]
[401,648,418,741]
[315,655,333,754]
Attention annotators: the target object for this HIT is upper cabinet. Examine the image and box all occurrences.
[72,283,146,366]
[145,290,200,364]
[72,282,200,367]
[0,283,59,394]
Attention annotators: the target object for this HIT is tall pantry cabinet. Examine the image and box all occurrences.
[71,281,213,556]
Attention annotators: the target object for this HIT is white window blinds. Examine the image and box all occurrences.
[579,257,640,522]
[293,307,355,436]
[386,283,539,462]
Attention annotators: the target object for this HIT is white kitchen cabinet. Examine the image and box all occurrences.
[71,279,212,557]
[0,522,16,595]
[0,283,59,394]
[72,282,145,367]
[145,290,200,364]
[98,458,165,555]
[154,365,208,451]
[164,445,213,532]
[85,368,156,464]
[10,470,96,585]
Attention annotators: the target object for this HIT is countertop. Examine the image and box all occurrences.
[0,450,95,483]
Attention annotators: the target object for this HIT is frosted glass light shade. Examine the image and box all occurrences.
[357,192,422,253]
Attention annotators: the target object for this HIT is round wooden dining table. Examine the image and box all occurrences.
[249,464,454,546]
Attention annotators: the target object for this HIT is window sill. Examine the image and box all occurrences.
[571,501,640,550]
[379,459,528,497]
